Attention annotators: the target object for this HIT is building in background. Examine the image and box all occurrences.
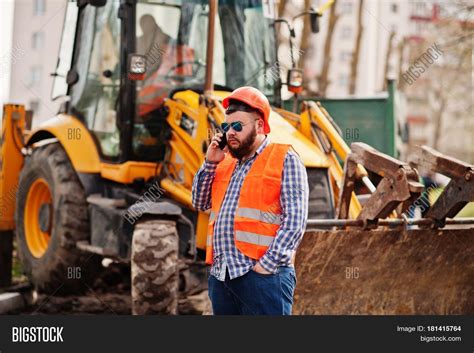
[8,0,65,126]
[401,2,473,163]
[309,0,413,97]
[301,0,472,162]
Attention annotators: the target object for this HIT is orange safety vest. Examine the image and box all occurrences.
[205,143,291,265]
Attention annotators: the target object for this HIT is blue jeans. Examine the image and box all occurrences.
[208,266,296,315]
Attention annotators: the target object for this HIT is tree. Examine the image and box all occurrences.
[396,37,407,91]
[318,0,340,96]
[278,0,287,17]
[297,0,313,71]
[382,31,396,91]
[349,0,364,95]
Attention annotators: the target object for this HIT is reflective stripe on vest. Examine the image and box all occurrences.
[209,211,216,222]
[235,207,281,225]
[235,230,274,247]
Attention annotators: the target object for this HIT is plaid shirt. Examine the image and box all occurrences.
[192,138,309,281]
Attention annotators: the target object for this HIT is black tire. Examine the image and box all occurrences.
[307,168,335,220]
[15,143,100,294]
[131,219,179,315]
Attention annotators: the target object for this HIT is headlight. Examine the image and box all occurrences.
[287,68,304,94]
[128,54,147,81]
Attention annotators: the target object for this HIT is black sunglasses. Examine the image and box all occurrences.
[221,121,246,133]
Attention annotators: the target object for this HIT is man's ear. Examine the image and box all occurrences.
[256,117,264,134]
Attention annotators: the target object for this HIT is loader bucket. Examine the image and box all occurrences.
[294,228,474,314]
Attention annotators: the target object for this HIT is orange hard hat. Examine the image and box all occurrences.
[222,86,271,134]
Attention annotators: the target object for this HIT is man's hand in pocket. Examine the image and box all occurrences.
[253,262,272,275]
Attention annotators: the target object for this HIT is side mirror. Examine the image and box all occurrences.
[310,9,321,33]
[66,70,79,85]
[287,68,303,94]
[128,54,146,81]
[88,0,107,7]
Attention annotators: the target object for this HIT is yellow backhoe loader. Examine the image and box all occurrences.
[1,0,472,315]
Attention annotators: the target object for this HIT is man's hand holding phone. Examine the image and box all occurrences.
[206,132,228,163]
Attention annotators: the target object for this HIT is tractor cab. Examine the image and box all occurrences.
[52,0,278,163]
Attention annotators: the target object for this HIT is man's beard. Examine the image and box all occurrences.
[228,127,257,160]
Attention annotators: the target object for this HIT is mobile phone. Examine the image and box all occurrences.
[218,133,227,150]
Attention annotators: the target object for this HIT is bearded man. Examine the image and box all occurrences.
[192,86,309,315]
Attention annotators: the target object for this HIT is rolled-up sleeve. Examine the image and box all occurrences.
[258,152,309,273]
[191,161,218,211]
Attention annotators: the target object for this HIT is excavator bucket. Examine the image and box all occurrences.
[294,228,473,314]
[294,144,474,314]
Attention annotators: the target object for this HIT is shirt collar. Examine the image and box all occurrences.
[255,136,270,156]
